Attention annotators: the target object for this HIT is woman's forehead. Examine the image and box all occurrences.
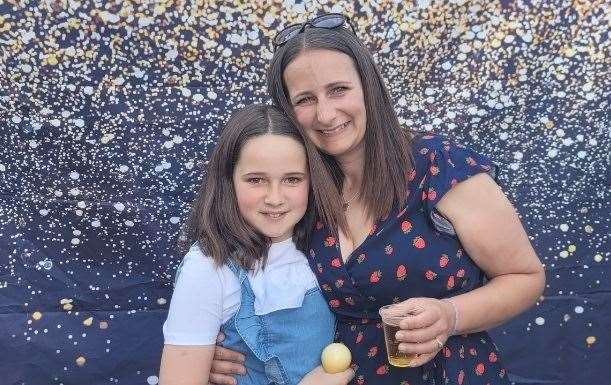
[283,49,359,91]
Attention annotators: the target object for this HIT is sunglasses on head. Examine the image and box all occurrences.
[273,13,356,50]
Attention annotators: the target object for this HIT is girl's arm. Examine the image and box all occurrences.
[395,173,545,366]
[298,366,355,385]
[160,344,215,385]
[162,248,229,383]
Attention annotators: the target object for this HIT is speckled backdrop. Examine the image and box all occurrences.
[0,0,609,384]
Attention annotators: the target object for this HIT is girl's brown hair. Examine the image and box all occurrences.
[183,104,345,270]
[267,26,414,221]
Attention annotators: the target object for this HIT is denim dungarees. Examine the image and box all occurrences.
[222,260,336,385]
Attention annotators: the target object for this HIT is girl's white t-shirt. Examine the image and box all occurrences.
[163,238,320,345]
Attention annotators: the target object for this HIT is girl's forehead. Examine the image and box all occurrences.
[235,140,308,176]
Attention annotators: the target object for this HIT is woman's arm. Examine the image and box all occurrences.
[160,344,215,385]
[208,334,354,385]
[435,172,545,332]
[395,173,545,365]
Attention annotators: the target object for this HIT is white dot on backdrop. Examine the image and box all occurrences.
[574,306,584,314]
[535,317,545,325]
[114,202,125,211]
[147,376,159,385]
[547,149,558,158]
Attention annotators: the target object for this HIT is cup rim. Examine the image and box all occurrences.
[379,304,415,324]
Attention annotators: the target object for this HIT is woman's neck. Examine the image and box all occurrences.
[337,145,365,193]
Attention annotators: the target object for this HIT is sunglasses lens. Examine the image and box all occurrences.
[312,14,345,29]
[274,24,302,46]
[273,14,352,49]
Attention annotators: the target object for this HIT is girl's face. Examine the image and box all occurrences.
[283,49,367,160]
[233,134,310,243]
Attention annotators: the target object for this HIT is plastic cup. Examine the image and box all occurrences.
[379,304,418,367]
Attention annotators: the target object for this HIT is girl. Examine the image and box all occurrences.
[159,104,353,385]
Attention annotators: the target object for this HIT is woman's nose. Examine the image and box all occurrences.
[316,99,337,125]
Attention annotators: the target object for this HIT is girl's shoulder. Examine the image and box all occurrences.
[174,243,237,287]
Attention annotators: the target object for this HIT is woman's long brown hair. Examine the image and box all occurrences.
[268,27,415,222]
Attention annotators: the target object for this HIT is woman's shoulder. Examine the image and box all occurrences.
[410,132,458,153]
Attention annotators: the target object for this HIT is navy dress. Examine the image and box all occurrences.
[307,134,511,385]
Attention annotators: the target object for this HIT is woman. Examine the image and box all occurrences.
[209,13,545,385]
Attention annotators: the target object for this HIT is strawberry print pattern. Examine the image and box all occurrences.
[307,135,510,384]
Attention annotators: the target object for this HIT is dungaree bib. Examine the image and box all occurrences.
[221,260,336,384]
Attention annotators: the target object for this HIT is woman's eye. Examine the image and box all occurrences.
[295,96,314,105]
[246,178,263,184]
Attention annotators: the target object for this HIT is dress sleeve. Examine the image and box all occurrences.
[162,245,223,345]
[420,136,498,235]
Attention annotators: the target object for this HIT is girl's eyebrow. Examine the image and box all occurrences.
[325,81,351,89]
[241,171,307,176]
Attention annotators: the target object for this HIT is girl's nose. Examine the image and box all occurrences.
[264,183,284,206]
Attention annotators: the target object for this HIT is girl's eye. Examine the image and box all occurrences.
[246,177,263,184]
[331,86,348,95]
[284,177,302,184]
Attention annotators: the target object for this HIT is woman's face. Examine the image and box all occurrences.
[283,49,367,160]
[233,134,310,243]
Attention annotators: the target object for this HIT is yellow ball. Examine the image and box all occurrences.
[321,343,352,374]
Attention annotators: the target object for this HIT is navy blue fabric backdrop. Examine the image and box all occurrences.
[0,1,609,384]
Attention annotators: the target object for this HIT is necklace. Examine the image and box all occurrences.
[342,189,359,211]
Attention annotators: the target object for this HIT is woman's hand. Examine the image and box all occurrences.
[392,297,456,367]
[208,333,246,385]
[298,365,355,385]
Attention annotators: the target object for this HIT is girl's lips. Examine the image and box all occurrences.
[261,212,287,219]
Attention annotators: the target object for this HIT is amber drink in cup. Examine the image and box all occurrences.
[379,304,417,367]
